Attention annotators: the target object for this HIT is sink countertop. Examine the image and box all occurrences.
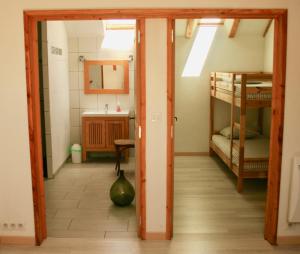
[82,110,130,117]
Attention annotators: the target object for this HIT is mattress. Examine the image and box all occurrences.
[215,81,272,100]
[212,134,269,169]
[216,81,272,91]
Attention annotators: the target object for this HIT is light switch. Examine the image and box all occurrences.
[151,113,161,122]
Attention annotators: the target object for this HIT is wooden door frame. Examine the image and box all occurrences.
[135,19,146,239]
[166,18,175,240]
[24,8,287,245]
[166,9,287,245]
[24,10,146,245]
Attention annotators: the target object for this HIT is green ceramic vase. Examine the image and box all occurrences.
[110,170,135,206]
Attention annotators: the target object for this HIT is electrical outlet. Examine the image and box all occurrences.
[2,223,9,229]
[17,223,24,229]
[0,222,25,230]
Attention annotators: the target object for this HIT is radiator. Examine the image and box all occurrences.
[288,157,300,223]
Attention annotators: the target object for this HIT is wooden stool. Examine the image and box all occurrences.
[114,139,135,176]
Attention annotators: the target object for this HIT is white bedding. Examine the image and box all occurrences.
[215,81,272,100]
[212,134,269,166]
[215,81,272,91]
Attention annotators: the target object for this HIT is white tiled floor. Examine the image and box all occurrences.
[45,158,136,239]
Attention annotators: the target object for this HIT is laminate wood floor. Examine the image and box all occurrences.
[44,158,137,239]
[174,156,267,235]
[1,156,300,253]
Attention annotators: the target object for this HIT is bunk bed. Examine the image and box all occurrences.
[209,72,272,192]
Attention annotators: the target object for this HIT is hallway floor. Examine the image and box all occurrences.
[44,158,136,239]
[1,156,300,253]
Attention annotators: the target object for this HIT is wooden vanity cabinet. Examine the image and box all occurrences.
[82,116,129,161]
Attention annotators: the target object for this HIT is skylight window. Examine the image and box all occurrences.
[102,30,135,50]
[182,19,219,77]
[101,20,136,50]
[199,18,223,25]
[105,19,136,30]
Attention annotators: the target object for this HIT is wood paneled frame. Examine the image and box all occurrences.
[84,60,129,94]
[167,19,175,240]
[23,11,146,245]
[166,9,287,245]
[23,8,287,245]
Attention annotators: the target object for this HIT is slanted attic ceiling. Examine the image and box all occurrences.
[175,19,271,37]
[64,20,104,37]
[64,20,136,38]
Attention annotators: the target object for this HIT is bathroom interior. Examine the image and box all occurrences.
[38,19,137,238]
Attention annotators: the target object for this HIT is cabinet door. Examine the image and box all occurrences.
[105,120,126,149]
[85,119,106,149]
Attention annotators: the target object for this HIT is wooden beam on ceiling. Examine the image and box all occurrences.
[185,19,197,38]
[263,19,273,37]
[229,19,240,38]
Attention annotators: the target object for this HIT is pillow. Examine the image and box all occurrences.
[219,126,258,139]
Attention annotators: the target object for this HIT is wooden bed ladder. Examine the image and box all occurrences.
[230,74,246,192]
[209,72,216,155]
[238,74,247,192]
[229,73,235,170]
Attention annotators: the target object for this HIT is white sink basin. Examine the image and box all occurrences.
[82,110,130,117]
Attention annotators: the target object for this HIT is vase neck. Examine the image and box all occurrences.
[119,170,125,177]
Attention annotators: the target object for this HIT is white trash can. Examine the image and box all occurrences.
[71,144,82,164]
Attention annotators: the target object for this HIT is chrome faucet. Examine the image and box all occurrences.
[104,104,109,113]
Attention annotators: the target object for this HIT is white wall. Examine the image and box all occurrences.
[46,21,71,175]
[0,0,300,239]
[264,21,275,72]
[145,19,168,233]
[262,21,274,138]
[67,35,135,146]
[175,25,265,153]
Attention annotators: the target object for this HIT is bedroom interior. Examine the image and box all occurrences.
[173,18,274,235]
[37,19,139,239]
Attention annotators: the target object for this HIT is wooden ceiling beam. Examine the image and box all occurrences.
[263,19,273,37]
[229,19,240,38]
[185,19,197,38]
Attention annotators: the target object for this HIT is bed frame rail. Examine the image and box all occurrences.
[210,72,273,108]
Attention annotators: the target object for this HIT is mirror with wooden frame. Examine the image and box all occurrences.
[84,60,129,94]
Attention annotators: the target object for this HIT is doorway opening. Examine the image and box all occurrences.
[24,12,146,245]
[166,11,287,245]
[172,16,274,237]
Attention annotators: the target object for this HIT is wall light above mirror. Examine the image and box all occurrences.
[84,60,129,94]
